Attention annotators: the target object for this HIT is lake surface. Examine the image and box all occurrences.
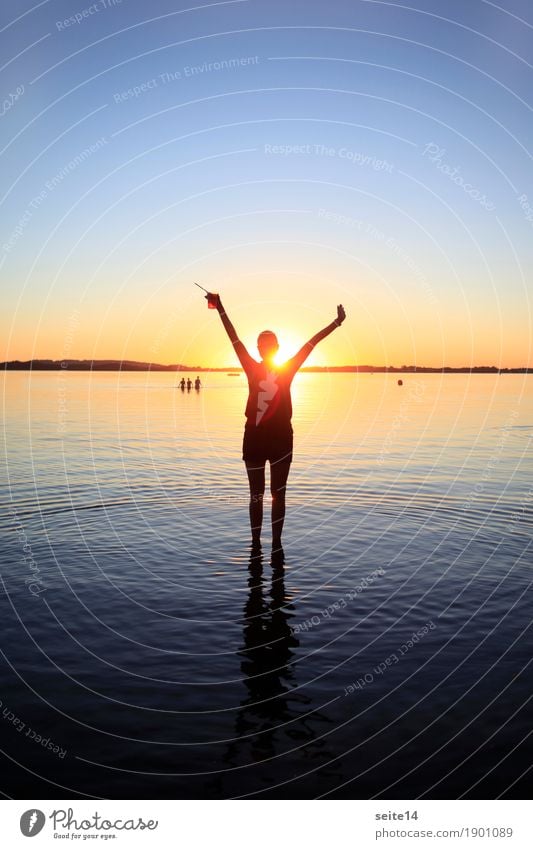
[1,371,531,799]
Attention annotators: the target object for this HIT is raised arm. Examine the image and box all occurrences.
[207,293,256,373]
[287,304,346,374]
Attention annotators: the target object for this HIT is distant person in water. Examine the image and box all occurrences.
[187,378,193,391]
[179,378,186,391]
[194,376,202,390]
[206,292,346,554]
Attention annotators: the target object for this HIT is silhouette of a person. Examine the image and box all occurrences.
[207,293,346,552]
[179,378,186,391]
[194,376,202,390]
[186,378,193,391]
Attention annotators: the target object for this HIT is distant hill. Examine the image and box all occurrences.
[1,359,200,372]
[1,359,530,373]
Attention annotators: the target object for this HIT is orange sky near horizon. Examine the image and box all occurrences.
[2,275,530,369]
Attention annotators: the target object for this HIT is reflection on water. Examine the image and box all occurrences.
[217,552,303,783]
[0,372,531,798]
[236,553,301,754]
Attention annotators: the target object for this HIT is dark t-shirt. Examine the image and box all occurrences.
[244,361,294,427]
[233,340,312,430]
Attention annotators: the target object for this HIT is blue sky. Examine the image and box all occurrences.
[1,0,532,366]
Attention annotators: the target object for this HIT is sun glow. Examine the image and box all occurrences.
[277,341,327,367]
[273,334,308,366]
[274,346,293,366]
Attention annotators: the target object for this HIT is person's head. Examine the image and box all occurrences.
[257,330,279,363]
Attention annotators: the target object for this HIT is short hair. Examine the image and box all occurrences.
[257,330,278,343]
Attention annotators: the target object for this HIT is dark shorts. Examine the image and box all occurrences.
[242,422,293,465]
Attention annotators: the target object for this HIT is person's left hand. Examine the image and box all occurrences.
[336,304,346,325]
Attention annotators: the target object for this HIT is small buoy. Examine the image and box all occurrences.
[398,379,403,386]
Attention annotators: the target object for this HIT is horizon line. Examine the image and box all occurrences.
[1,359,531,373]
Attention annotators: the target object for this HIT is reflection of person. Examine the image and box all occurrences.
[204,546,339,798]
[194,376,202,390]
[226,549,301,767]
[206,548,334,797]
[207,292,346,552]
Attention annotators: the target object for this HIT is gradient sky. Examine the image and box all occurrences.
[1,0,532,368]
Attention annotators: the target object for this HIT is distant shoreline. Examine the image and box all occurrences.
[1,359,530,374]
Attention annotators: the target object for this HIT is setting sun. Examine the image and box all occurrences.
[238,329,328,369]
[275,335,302,366]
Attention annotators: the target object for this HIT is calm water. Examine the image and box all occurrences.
[1,371,531,799]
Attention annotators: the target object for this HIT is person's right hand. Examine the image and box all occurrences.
[336,304,346,325]
[205,292,221,310]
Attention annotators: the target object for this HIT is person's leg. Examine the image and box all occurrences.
[245,461,265,546]
[270,460,291,551]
